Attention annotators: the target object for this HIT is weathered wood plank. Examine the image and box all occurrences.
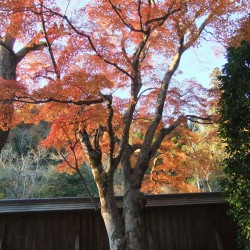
[0,194,237,250]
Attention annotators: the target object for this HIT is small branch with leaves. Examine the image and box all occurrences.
[0,95,104,106]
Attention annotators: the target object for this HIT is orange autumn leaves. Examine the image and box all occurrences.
[0,0,248,191]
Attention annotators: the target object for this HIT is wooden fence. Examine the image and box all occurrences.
[0,193,237,250]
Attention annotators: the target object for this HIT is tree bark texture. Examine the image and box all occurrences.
[124,188,145,250]
[97,178,125,250]
[98,181,145,250]
[0,46,16,153]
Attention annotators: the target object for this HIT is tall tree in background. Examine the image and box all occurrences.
[219,40,250,249]
[0,1,249,249]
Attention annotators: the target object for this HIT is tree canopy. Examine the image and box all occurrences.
[0,1,249,249]
[219,40,250,250]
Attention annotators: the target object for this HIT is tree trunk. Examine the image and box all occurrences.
[0,130,10,152]
[98,182,125,250]
[123,187,145,250]
[206,176,212,192]
[196,176,200,190]
[0,46,17,79]
[96,174,146,250]
[0,46,17,153]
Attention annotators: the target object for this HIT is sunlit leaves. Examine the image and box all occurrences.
[1,0,248,195]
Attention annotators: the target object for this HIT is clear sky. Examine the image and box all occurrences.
[177,41,226,87]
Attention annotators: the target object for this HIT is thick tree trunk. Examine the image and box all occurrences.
[0,46,17,79]
[0,46,17,153]
[100,185,145,250]
[98,182,125,250]
[121,148,146,250]
[123,187,145,250]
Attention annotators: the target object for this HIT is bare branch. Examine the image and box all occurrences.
[139,35,185,152]
[16,41,47,63]
[1,95,104,106]
[114,99,137,167]
[183,13,213,50]
[121,38,132,66]
[77,129,103,173]
[137,0,144,31]
[131,143,142,152]
[75,166,99,210]
[150,114,218,158]
[0,36,46,63]
[138,87,156,98]
[186,115,219,124]
[60,152,77,171]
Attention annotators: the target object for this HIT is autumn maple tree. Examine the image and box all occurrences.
[0,1,249,249]
[0,0,44,152]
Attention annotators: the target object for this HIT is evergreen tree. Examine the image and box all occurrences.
[219,40,250,249]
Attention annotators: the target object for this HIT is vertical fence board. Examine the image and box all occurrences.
[0,196,238,250]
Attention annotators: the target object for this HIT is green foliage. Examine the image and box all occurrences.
[0,145,98,199]
[219,40,250,249]
[9,121,50,155]
[0,145,49,199]
[36,165,98,198]
[0,122,112,199]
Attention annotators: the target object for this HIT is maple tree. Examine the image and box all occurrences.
[0,0,42,152]
[0,1,249,249]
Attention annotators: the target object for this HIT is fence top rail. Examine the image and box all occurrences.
[0,192,225,214]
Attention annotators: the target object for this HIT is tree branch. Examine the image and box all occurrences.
[0,40,15,56]
[1,95,104,106]
[183,12,213,50]
[77,129,103,173]
[39,4,60,79]
[186,115,219,124]
[108,0,145,33]
[114,98,137,168]
[139,35,185,152]
[15,40,47,63]
[39,6,133,79]
[144,3,183,27]
[150,116,186,158]
[137,0,144,31]
[60,150,98,210]
[150,114,218,159]
[103,94,116,174]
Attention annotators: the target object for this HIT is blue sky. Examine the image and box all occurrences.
[177,41,226,87]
